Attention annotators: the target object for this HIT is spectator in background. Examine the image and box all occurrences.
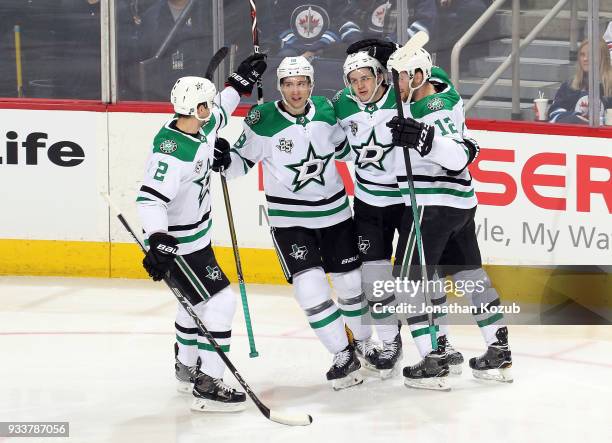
[260,1,368,60]
[548,38,612,124]
[347,0,436,43]
[135,0,214,100]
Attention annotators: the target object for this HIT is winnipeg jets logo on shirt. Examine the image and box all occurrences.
[277,138,294,153]
[286,143,333,192]
[352,130,394,171]
[358,236,371,254]
[289,244,308,261]
[349,121,358,136]
[291,5,329,40]
[205,265,222,281]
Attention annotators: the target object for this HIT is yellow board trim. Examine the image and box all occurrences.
[1,239,610,308]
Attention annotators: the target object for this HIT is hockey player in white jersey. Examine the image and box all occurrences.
[214,56,365,390]
[384,44,513,389]
[136,53,267,412]
[334,42,467,378]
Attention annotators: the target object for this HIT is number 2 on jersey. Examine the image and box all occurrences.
[154,161,168,181]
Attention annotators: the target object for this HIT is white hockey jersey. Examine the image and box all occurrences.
[333,85,404,207]
[396,67,478,209]
[136,87,240,255]
[226,96,352,229]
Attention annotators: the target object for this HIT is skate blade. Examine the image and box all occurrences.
[472,366,513,383]
[331,372,364,391]
[190,397,246,412]
[356,356,378,372]
[404,376,451,391]
[177,381,193,394]
[377,364,400,380]
[449,364,462,376]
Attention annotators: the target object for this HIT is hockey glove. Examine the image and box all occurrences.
[212,137,231,172]
[386,116,435,156]
[226,53,267,96]
[346,39,399,67]
[143,232,178,281]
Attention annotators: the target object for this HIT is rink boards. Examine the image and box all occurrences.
[0,105,611,294]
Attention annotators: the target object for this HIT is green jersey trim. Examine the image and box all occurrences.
[144,220,212,246]
[152,123,202,162]
[399,187,475,198]
[246,102,293,137]
[310,96,337,125]
[410,67,461,119]
[357,182,402,197]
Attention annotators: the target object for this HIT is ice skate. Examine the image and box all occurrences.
[175,344,199,394]
[191,372,246,412]
[438,335,464,376]
[326,344,363,391]
[403,337,450,391]
[375,332,403,379]
[469,327,513,383]
[354,337,381,371]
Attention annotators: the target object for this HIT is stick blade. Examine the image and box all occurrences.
[387,31,429,72]
[269,410,313,426]
[205,46,230,80]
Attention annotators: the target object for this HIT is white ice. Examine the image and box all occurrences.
[0,276,611,443]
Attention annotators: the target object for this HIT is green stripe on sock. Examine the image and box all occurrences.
[309,309,341,329]
[198,342,230,352]
[477,312,503,328]
[411,325,440,338]
[176,334,197,346]
[340,306,369,317]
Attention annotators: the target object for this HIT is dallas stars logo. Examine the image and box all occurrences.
[358,236,370,254]
[289,244,308,260]
[193,161,210,207]
[351,130,394,171]
[205,265,222,281]
[285,143,333,192]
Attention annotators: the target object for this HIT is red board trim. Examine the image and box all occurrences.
[1,99,610,138]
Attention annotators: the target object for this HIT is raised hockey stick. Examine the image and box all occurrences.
[389,32,438,350]
[102,193,312,426]
[248,0,264,105]
[205,46,259,358]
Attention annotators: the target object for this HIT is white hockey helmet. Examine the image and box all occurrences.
[276,56,314,91]
[343,52,386,84]
[343,51,386,103]
[170,76,217,121]
[387,46,433,83]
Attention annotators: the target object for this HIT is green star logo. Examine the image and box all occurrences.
[193,160,211,207]
[351,130,394,171]
[285,143,333,192]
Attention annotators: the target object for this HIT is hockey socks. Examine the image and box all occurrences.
[294,268,348,354]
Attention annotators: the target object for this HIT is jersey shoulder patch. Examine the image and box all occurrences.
[411,68,461,120]
[245,102,293,137]
[152,123,201,162]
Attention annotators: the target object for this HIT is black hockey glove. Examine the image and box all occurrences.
[346,39,399,67]
[143,232,178,281]
[226,53,267,96]
[212,137,231,172]
[386,116,435,156]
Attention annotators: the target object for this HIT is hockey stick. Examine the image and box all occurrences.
[102,193,312,426]
[205,46,259,358]
[248,0,264,105]
[389,32,437,350]
[205,46,229,82]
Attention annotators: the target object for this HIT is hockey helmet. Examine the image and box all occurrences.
[343,51,386,103]
[170,76,217,121]
[387,46,432,82]
[276,56,314,91]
